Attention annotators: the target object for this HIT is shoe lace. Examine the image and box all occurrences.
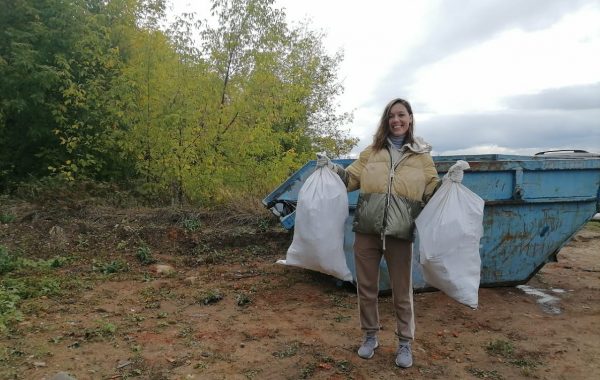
[364,335,377,347]
[397,342,410,355]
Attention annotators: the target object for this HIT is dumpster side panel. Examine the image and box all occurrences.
[478,201,596,285]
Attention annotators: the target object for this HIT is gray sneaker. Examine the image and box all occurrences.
[357,334,379,359]
[395,340,413,368]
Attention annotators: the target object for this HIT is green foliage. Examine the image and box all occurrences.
[181,217,201,232]
[256,218,270,232]
[0,0,356,204]
[0,246,19,275]
[0,245,66,275]
[84,320,118,340]
[198,289,224,305]
[2,276,62,300]
[0,246,67,333]
[0,0,132,185]
[92,259,129,274]
[96,321,117,337]
[0,285,22,333]
[485,339,514,358]
[190,244,226,265]
[236,292,252,307]
[136,245,156,265]
[0,214,15,224]
[467,367,504,380]
[272,341,300,358]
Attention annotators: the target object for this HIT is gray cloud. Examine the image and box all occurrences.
[503,82,600,110]
[418,109,600,154]
[372,0,593,106]
[362,0,600,156]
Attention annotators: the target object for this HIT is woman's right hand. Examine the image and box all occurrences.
[316,153,333,169]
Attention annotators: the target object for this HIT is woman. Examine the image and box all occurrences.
[317,98,440,368]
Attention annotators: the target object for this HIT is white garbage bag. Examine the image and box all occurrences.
[415,160,484,309]
[277,166,353,281]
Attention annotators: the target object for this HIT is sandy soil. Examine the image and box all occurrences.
[0,200,599,380]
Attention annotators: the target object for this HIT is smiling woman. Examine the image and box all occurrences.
[316,97,441,368]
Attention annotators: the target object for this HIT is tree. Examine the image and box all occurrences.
[0,0,357,205]
[0,0,133,186]
[0,0,67,183]
[189,0,356,201]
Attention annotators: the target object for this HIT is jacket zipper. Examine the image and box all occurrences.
[381,147,409,250]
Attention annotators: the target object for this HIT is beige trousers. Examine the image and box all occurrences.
[354,232,415,340]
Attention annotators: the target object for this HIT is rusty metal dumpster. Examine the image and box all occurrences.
[263,151,600,290]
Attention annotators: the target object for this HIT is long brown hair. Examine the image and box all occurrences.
[372,98,415,151]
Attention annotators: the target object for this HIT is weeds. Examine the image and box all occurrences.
[299,363,316,379]
[0,247,67,275]
[511,358,539,369]
[0,246,67,332]
[333,314,351,323]
[467,367,504,380]
[328,294,353,309]
[99,321,117,336]
[84,321,117,340]
[242,245,268,258]
[243,368,261,379]
[139,286,174,310]
[485,339,541,375]
[485,339,514,358]
[273,341,300,358]
[236,293,252,307]
[0,286,22,333]
[76,234,89,248]
[0,246,20,275]
[336,359,353,373]
[198,289,223,305]
[92,259,129,274]
[191,245,226,265]
[3,276,62,299]
[0,214,15,224]
[181,217,201,232]
[136,245,156,265]
[256,218,271,233]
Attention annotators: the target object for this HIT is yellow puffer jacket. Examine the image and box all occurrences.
[340,136,440,241]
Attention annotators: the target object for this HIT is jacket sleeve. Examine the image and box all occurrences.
[422,153,441,203]
[345,146,372,192]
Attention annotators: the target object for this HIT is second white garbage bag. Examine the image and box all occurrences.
[277,166,353,282]
[415,160,484,309]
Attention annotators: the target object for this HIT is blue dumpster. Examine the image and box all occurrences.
[263,151,600,290]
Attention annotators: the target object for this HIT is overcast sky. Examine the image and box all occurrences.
[170,0,600,157]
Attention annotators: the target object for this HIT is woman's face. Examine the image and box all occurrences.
[388,102,412,137]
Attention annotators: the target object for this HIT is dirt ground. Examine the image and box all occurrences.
[0,197,599,380]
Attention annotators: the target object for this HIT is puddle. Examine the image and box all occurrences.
[516,285,563,315]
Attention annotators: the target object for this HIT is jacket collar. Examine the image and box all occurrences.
[386,136,432,154]
[404,136,432,154]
